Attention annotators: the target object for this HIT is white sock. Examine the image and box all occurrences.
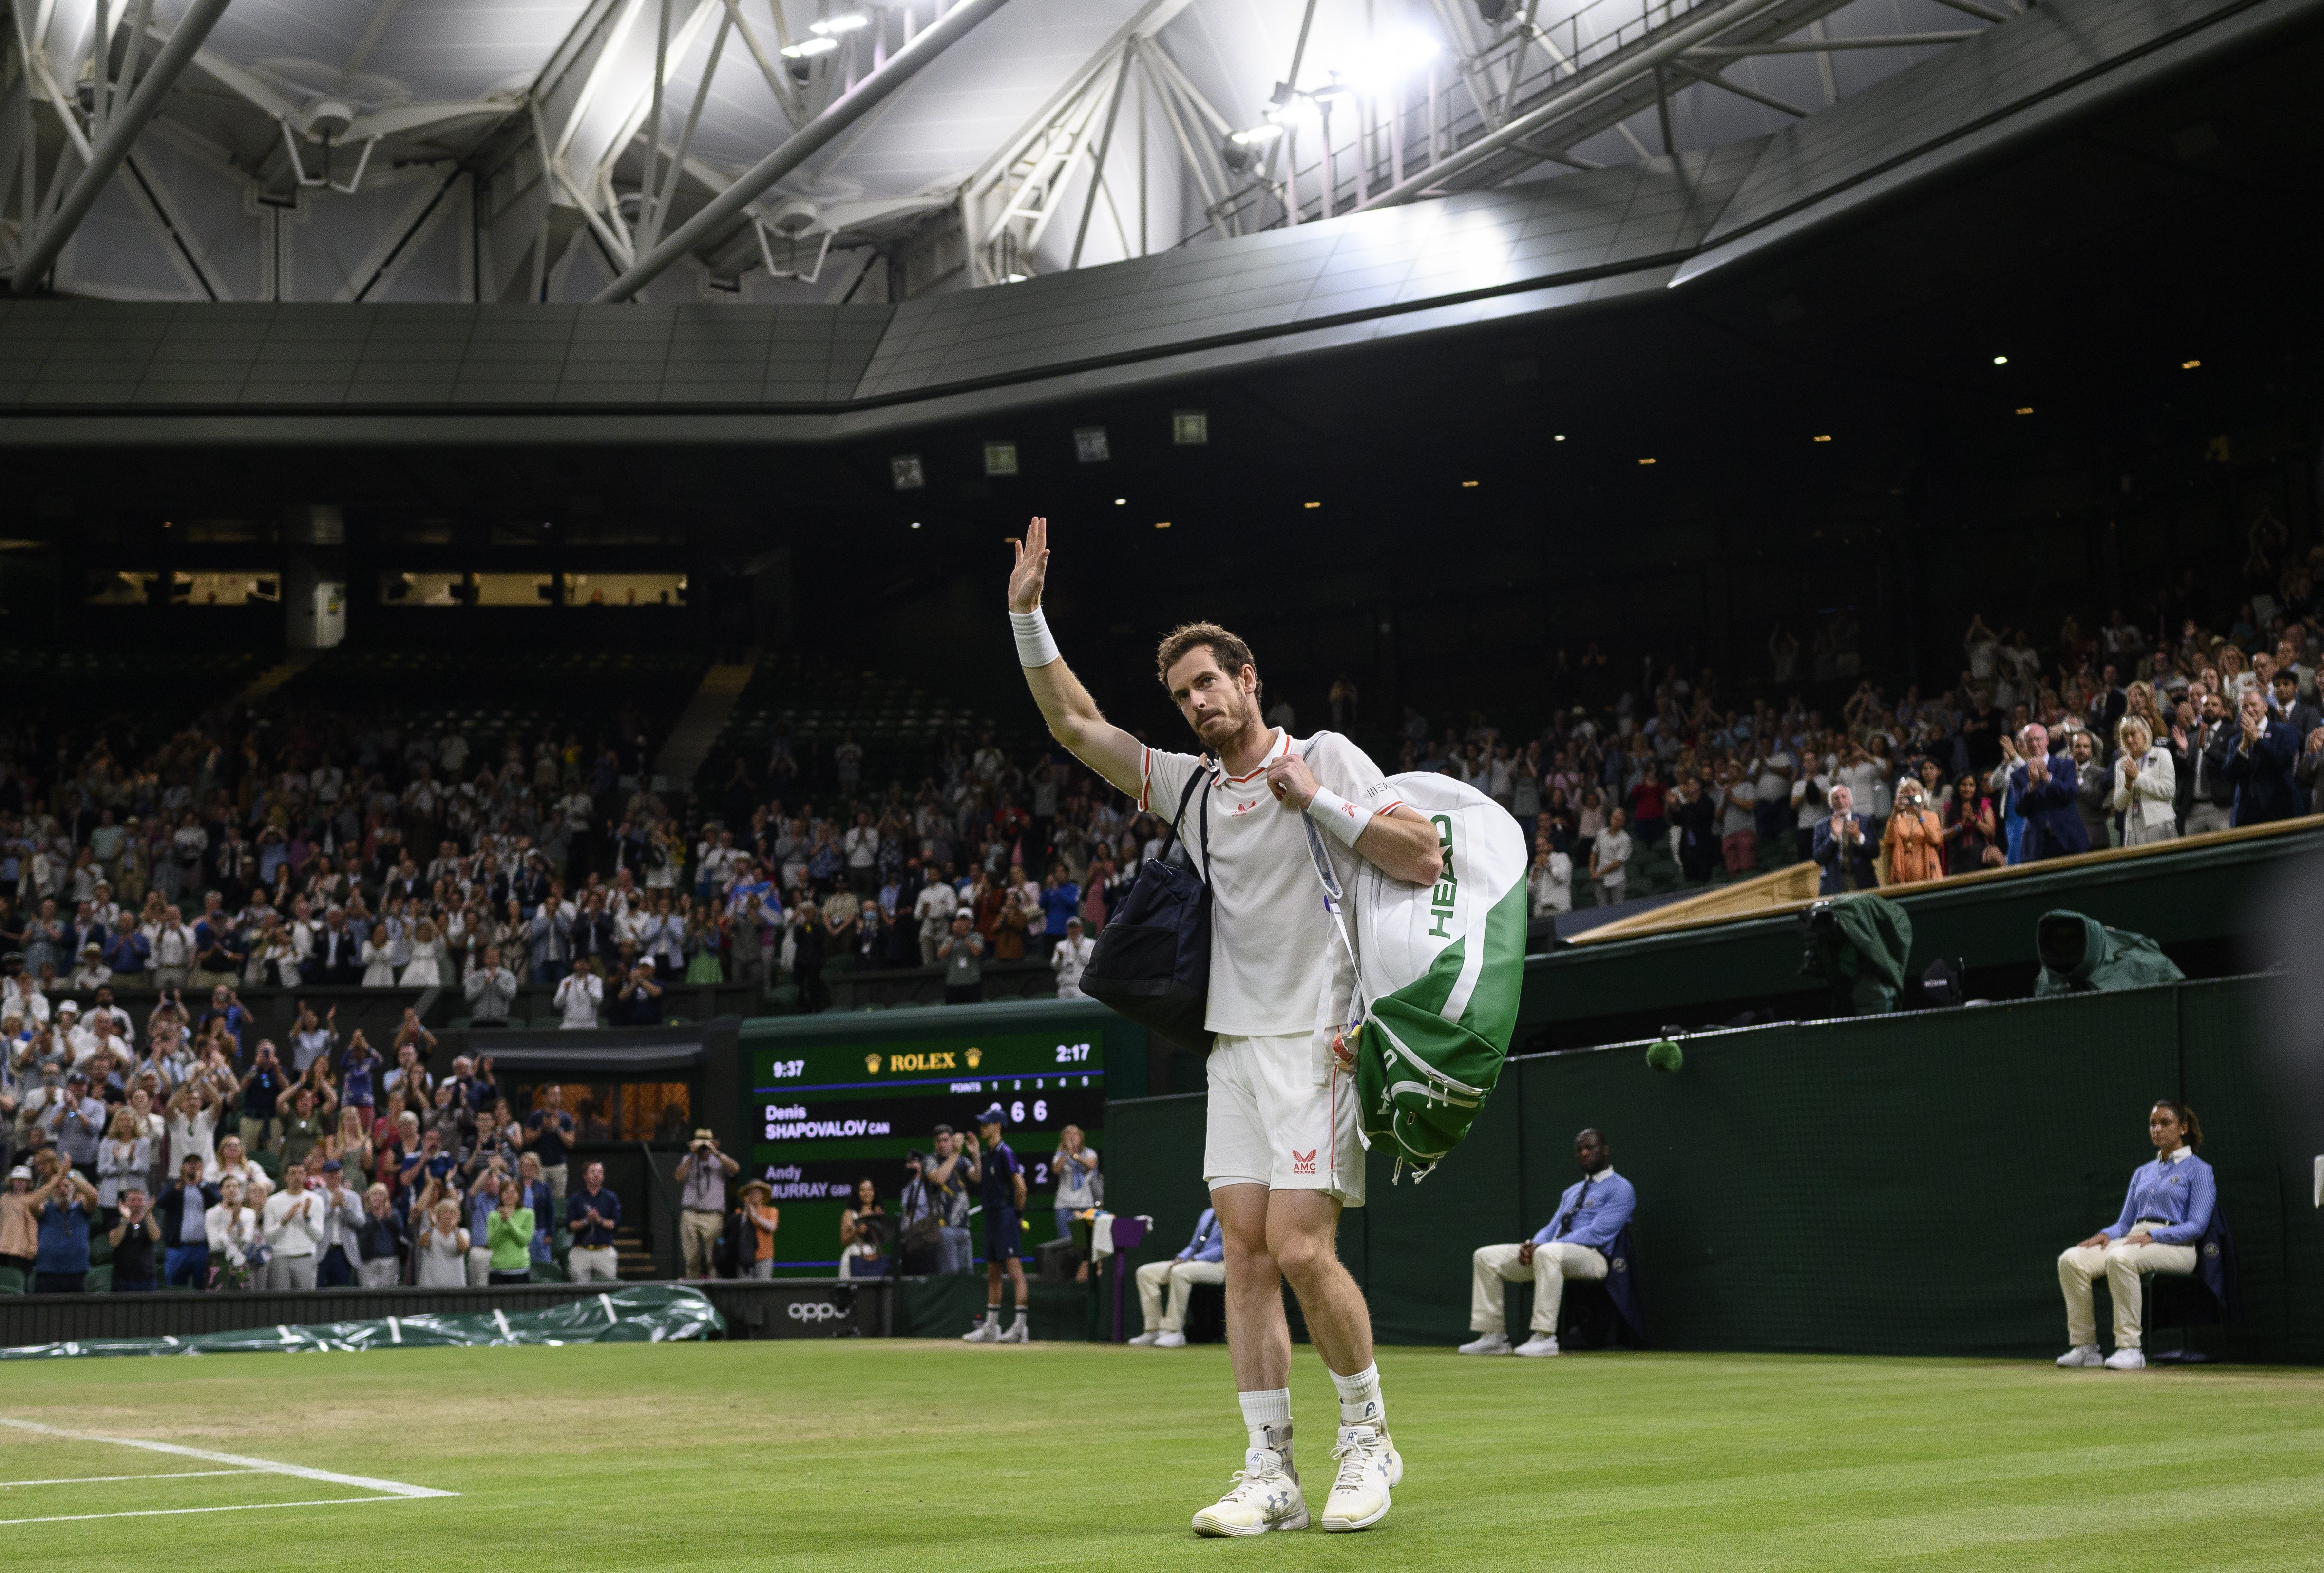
[1238,1388,1292,1455]
[1331,1363,1385,1428]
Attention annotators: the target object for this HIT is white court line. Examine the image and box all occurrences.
[0,1414,457,1524]
[1,1468,254,1488]
[0,1496,410,1527]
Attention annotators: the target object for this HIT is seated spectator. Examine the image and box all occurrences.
[1130,1203,1225,1349]
[1880,778,1945,885]
[30,1157,99,1292]
[2057,1101,2215,1372]
[2110,717,2179,846]
[1458,1127,1635,1358]
[567,1161,623,1283]
[1812,784,1876,894]
[355,1182,407,1287]
[107,1183,160,1292]
[2221,689,2300,826]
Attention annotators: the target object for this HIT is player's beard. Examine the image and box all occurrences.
[1190,690,1262,754]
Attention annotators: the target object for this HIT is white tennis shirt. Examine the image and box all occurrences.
[1139,729,1400,1038]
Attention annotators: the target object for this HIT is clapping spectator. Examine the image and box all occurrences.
[554,957,603,1029]
[1881,780,1945,885]
[355,1183,407,1287]
[107,1184,161,1292]
[260,1159,325,1289]
[2222,689,2300,825]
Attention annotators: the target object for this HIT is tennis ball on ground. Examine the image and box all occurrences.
[1644,1039,1684,1074]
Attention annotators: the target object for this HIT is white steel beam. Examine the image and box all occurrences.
[594,0,1016,303]
[7,0,231,292]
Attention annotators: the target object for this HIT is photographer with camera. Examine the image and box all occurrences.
[675,1128,737,1279]
[960,1104,1030,1344]
[899,1124,973,1275]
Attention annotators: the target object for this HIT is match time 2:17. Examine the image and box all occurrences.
[1055,1043,1092,1063]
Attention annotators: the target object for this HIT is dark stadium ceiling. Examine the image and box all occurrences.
[0,0,1998,306]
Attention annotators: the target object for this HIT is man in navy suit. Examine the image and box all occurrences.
[1811,784,1877,894]
[2010,723,2090,862]
[2222,689,2301,826]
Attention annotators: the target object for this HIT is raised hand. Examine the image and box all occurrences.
[1008,516,1049,614]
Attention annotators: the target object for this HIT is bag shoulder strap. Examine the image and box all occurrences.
[1157,758,1213,883]
[1295,740,1364,1021]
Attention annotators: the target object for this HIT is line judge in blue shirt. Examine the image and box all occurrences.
[1130,1202,1227,1349]
[2057,1100,2216,1372]
[1459,1128,1636,1357]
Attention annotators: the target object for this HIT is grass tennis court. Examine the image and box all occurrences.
[4,1342,2319,1569]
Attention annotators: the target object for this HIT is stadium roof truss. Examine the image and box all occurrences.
[0,0,1999,307]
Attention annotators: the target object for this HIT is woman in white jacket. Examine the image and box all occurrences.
[2109,716,2179,846]
[359,920,397,988]
[400,919,448,988]
[204,1175,262,1290]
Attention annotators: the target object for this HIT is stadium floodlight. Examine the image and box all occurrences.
[1074,427,1111,464]
[890,455,924,491]
[1474,0,1519,23]
[811,9,872,34]
[1172,410,1209,446]
[1221,122,1282,176]
[1992,355,2008,364]
[984,441,1019,477]
[781,36,840,58]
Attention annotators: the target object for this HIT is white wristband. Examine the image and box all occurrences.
[1010,608,1060,668]
[1306,787,1373,848]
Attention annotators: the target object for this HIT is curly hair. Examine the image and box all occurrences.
[1154,621,1260,703]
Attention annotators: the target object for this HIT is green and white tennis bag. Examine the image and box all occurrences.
[1303,770,1529,1182]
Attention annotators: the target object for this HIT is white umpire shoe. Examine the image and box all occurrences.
[1191,1439,1306,1536]
[1514,1333,1561,1358]
[961,1317,1000,1343]
[2056,1345,2104,1368]
[1456,1331,1511,1355]
[1127,1331,1160,1347]
[2104,1347,2146,1371]
[1154,1330,1188,1348]
[1319,1424,1401,1533]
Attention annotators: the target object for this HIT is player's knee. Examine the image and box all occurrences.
[1271,1230,1330,1285]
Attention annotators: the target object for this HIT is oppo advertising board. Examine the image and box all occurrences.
[747,1028,1105,1272]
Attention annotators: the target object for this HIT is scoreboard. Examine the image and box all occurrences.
[747,1025,1106,1270]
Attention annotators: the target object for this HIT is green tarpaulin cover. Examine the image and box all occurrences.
[2033,909,2187,997]
[1798,894,1914,1015]
[0,1284,723,1360]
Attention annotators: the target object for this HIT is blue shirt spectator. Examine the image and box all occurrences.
[568,1181,622,1248]
[34,1170,95,1291]
[1174,1207,1226,1263]
[103,927,150,977]
[1042,877,1081,938]
[2008,733,2090,862]
[1532,1170,1637,1251]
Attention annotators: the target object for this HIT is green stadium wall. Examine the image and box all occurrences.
[1106,977,2323,1362]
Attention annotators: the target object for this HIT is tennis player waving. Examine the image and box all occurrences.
[1007,516,1443,1535]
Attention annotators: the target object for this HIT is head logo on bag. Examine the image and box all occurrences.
[1303,770,1527,1183]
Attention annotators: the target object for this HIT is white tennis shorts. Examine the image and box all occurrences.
[1202,1030,1365,1207]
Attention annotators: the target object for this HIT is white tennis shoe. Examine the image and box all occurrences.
[961,1317,1000,1343]
[2104,1348,2146,1371]
[1456,1331,1511,1355]
[1127,1331,1160,1346]
[2055,1345,2103,1368]
[999,1319,1029,1343]
[1191,1444,1306,1536]
[1154,1330,1187,1348]
[1319,1424,1401,1532]
[1514,1333,1561,1357]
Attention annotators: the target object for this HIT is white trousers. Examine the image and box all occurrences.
[1135,1257,1226,1333]
[1471,1241,1606,1335]
[356,1257,402,1289]
[568,1246,621,1283]
[2057,1236,2197,1349]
